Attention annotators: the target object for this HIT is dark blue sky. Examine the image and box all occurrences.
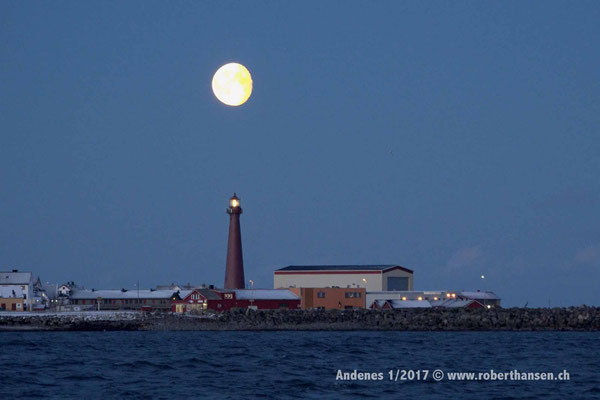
[1,2,599,306]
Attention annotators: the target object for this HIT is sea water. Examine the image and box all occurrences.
[1,331,598,399]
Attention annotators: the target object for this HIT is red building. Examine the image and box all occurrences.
[172,288,300,313]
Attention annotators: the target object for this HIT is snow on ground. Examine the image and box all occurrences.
[0,311,144,320]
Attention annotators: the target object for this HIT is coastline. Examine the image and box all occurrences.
[1,307,599,332]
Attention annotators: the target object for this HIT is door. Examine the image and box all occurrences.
[387,277,409,291]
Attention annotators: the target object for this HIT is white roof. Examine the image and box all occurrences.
[458,291,500,300]
[232,289,299,300]
[0,286,25,298]
[429,299,481,308]
[429,299,450,307]
[0,271,32,285]
[178,290,193,299]
[389,300,432,309]
[70,289,178,300]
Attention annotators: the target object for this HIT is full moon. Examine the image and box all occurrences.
[212,63,253,106]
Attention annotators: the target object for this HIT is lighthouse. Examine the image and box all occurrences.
[224,193,245,289]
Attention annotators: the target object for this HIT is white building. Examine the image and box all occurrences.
[366,290,448,308]
[274,265,414,292]
[58,284,71,297]
[367,290,501,309]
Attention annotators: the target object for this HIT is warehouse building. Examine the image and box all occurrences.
[274,265,414,292]
[367,290,499,309]
[366,290,448,307]
[69,289,188,311]
[369,298,483,309]
[172,288,301,313]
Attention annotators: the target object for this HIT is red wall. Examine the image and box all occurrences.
[172,290,301,312]
[207,298,300,311]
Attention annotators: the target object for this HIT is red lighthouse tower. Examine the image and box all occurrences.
[224,193,245,289]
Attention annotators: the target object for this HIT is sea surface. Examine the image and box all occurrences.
[1,331,598,399]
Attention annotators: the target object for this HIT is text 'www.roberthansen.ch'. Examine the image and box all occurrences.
[336,369,570,382]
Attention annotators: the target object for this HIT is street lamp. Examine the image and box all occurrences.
[248,280,255,308]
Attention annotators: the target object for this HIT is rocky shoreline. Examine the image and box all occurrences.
[1,307,599,331]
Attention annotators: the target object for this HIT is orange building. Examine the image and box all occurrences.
[289,287,365,310]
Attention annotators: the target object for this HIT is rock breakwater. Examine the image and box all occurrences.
[1,307,599,331]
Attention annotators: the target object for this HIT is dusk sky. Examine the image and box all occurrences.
[1,2,598,307]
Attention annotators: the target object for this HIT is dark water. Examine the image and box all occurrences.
[1,331,599,399]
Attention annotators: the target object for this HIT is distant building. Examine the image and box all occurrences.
[429,298,484,309]
[274,265,414,292]
[367,290,498,310]
[69,289,187,311]
[368,298,484,309]
[366,290,448,307]
[0,269,35,311]
[0,286,25,311]
[385,299,432,309]
[172,289,300,313]
[288,287,365,310]
[456,291,501,308]
[58,284,71,297]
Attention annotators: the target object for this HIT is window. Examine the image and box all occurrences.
[317,292,326,298]
[279,303,288,308]
[344,292,361,298]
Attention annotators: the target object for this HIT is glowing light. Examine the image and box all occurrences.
[481,275,485,279]
[230,194,241,209]
[417,296,423,301]
[487,305,491,309]
[401,297,407,301]
[212,63,253,106]
[451,293,456,298]
[446,293,451,298]
[433,297,438,301]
